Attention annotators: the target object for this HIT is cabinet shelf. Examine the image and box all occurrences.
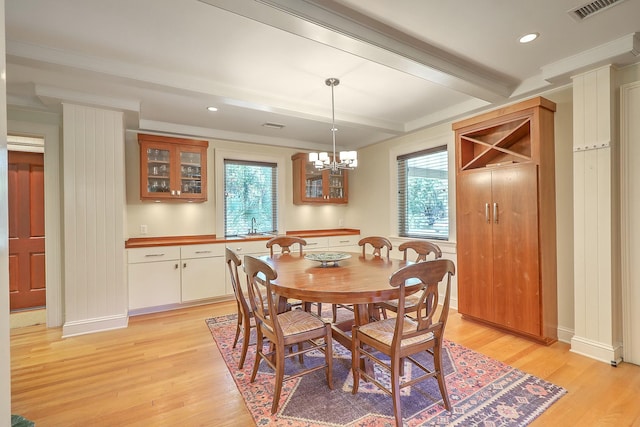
[459,117,532,170]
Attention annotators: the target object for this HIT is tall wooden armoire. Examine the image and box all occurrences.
[452,97,558,344]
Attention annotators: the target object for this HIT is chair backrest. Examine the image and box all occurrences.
[398,240,442,262]
[358,236,392,257]
[388,259,455,349]
[243,255,281,337]
[266,236,307,257]
[225,247,251,317]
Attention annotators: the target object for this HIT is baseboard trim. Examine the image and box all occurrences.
[570,335,623,365]
[62,313,129,338]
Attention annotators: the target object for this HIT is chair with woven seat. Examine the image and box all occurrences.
[266,236,323,315]
[398,240,442,262]
[332,236,393,322]
[244,254,334,414]
[351,259,455,426]
[225,247,254,369]
[266,236,307,257]
[358,236,392,257]
[377,240,443,319]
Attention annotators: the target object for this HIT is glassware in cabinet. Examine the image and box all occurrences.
[138,134,208,201]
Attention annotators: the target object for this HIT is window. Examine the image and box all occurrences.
[224,159,278,236]
[397,146,449,240]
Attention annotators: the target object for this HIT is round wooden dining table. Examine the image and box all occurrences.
[257,251,414,352]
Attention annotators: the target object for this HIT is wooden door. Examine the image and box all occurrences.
[8,151,46,310]
[491,164,540,335]
[456,169,494,321]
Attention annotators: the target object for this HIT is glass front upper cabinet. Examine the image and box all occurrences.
[138,134,208,202]
[291,152,348,204]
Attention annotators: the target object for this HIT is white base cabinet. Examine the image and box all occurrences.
[128,244,225,312]
[128,246,181,310]
[181,244,226,301]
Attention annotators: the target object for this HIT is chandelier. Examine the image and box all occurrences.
[308,78,358,172]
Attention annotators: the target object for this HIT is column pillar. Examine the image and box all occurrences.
[62,103,128,336]
[571,65,622,364]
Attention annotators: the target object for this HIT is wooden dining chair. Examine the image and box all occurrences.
[332,236,393,322]
[351,259,455,426]
[377,240,443,319]
[399,240,442,262]
[266,236,323,315]
[266,236,307,257]
[358,236,392,257]
[225,247,255,369]
[244,255,334,414]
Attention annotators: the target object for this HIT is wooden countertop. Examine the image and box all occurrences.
[125,228,360,248]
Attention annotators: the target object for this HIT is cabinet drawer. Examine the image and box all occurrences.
[304,237,328,251]
[181,244,224,259]
[226,240,270,255]
[128,246,181,264]
[328,235,360,247]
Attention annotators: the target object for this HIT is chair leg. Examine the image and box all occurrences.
[433,343,451,411]
[390,355,403,427]
[324,326,334,389]
[233,306,242,348]
[271,345,286,414]
[351,328,361,394]
[250,329,264,383]
[332,304,338,323]
[317,302,322,316]
[238,318,252,369]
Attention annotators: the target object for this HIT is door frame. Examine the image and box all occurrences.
[8,119,62,327]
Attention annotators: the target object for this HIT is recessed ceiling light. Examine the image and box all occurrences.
[206,106,218,112]
[519,33,539,44]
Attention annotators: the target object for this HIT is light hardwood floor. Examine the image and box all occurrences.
[10,301,640,426]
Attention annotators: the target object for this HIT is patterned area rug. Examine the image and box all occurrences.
[206,314,566,426]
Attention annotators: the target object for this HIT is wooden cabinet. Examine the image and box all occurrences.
[291,152,348,204]
[453,97,557,344]
[138,134,208,202]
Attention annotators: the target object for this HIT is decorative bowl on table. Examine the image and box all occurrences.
[304,252,351,267]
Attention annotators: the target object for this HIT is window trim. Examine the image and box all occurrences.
[215,149,286,237]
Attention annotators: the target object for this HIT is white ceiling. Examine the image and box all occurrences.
[5,0,640,152]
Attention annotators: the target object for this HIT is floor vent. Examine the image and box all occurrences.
[568,0,628,21]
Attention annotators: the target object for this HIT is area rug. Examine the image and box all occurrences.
[206,314,566,426]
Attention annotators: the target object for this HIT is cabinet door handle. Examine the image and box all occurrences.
[493,202,499,223]
[339,239,350,243]
[145,253,165,258]
[174,263,179,269]
[183,262,187,268]
[195,250,212,254]
[307,242,318,246]
[236,247,243,252]
[485,203,490,223]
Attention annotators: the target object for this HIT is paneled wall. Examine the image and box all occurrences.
[62,104,128,336]
[570,66,622,364]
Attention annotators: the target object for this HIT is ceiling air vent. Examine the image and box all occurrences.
[568,0,628,21]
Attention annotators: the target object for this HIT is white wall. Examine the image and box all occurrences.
[125,133,350,238]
